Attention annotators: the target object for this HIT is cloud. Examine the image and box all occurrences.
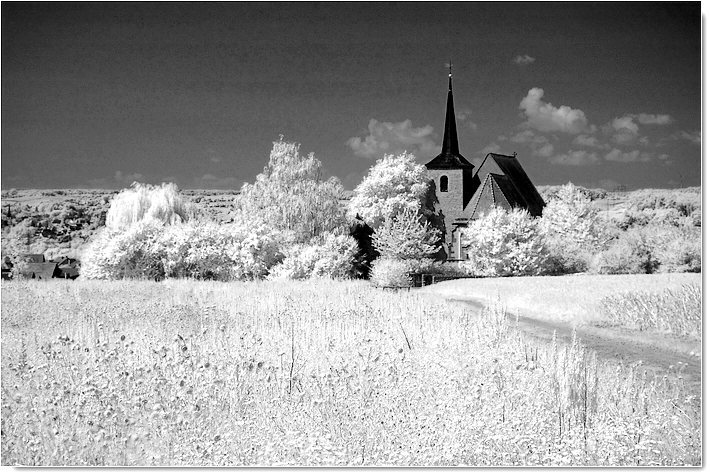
[519,88,589,134]
[573,134,605,148]
[548,150,600,166]
[478,142,501,156]
[513,54,536,66]
[608,116,640,144]
[533,143,555,158]
[635,113,673,125]
[604,148,652,163]
[456,108,473,121]
[677,130,701,145]
[346,119,437,160]
[508,130,548,144]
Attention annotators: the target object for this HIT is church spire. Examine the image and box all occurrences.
[425,64,473,170]
[442,64,460,156]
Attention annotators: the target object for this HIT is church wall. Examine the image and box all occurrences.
[427,169,465,246]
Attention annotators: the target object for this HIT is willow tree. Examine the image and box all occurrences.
[105,182,198,230]
[234,138,347,244]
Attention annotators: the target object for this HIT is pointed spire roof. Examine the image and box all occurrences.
[425,67,474,170]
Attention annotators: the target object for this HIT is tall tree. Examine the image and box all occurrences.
[234,138,347,244]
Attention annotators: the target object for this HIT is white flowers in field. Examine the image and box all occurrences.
[461,207,550,277]
[347,152,433,228]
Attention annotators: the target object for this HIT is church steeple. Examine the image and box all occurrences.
[425,65,474,170]
[441,66,460,157]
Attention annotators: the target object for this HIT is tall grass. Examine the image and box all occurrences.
[596,285,701,338]
[1,280,700,466]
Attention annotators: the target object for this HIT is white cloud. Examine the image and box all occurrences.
[678,130,701,145]
[513,54,536,66]
[346,119,437,160]
[636,113,673,125]
[508,130,548,144]
[456,108,473,121]
[519,88,589,134]
[548,150,600,166]
[573,134,604,148]
[478,142,501,156]
[534,143,555,158]
[604,148,652,163]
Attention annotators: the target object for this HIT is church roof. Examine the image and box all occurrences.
[425,74,475,170]
[467,153,546,219]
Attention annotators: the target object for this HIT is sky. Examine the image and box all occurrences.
[1,2,702,191]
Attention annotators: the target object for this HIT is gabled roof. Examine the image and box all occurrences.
[425,75,475,170]
[20,263,59,280]
[471,153,545,217]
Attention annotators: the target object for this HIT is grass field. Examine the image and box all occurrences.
[1,279,700,466]
[421,273,701,330]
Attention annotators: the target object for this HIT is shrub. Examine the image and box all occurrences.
[461,207,551,277]
[589,228,658,275]
[372,208,442,261]
[81,219,166,280]
[269,233,358,280]
[369,258,413,288]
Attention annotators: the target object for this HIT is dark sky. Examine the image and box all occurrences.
[1,2,702,191]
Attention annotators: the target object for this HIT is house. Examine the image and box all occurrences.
[19,263,60,280]
[425,70,545,260]
[20,254,46,263]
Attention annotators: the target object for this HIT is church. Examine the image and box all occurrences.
[425,71,546,260]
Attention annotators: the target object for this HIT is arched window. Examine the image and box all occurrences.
[440,175,448,192]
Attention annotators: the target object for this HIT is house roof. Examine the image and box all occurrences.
[425,74,475,170]
[21,254,46,263]
[20,263,59,280]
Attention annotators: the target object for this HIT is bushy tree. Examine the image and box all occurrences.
[105,182,198,230]
[539,182,608,273]
[81,218,166,280]
[372,207,441,262]
[461,206,550,277]
[269,232,358,280]
[234,139,347,244]
[347,152,437,228]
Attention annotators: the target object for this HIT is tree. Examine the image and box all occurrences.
[347,152,438,228]
[105,182,198,230]
[461,206,550,277]
[538,182,607,273]
[234,138,347,244]
[372,207,442,262]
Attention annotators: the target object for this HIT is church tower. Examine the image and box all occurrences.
[425,68,476,259]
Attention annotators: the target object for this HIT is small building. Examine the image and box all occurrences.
[20,254,46,263]
[20,263,60,280]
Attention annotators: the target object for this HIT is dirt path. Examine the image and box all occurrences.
[446,297,701,395]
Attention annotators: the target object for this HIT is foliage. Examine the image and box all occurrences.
[82,217,282,281]
[269,232,358,280]
[348,216,378,279]
[0,280,700,466]
[597,284,701,338]
[372,207,442,262]
[347,152,435,228]
[369,258,413,288]
[80,219,167,280]
[590,225,700,275]
[461,207,551,277]
[105,182,198,230]
[234,139,347,244]
[539,183,608,273]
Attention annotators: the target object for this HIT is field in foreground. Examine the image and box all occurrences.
[1,280,700,466]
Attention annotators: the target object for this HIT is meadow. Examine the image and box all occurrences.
[1,279,700,466]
